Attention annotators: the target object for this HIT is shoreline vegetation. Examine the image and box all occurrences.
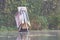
[0,0,60,30]
[0,29,60,32]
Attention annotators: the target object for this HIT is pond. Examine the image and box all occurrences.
[0,30,60,40]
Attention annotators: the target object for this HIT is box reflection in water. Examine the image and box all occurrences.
[16,32,29,40]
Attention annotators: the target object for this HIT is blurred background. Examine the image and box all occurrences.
[0,0,60,31]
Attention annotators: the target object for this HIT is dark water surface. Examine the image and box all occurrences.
[0,30,60,40]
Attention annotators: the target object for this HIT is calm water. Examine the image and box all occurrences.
[0,30,60,40]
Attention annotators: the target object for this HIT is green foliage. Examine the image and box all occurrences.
[0,26,7,31]
[37,16,48,29]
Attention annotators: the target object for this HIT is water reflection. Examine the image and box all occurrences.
[16,32,29,40]
[1,31,58,40]
[16,31,58,40]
